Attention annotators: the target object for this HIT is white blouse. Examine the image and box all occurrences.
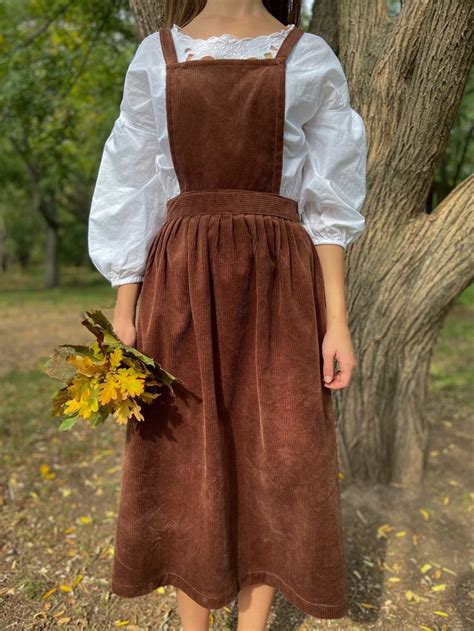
[88,23,367,287]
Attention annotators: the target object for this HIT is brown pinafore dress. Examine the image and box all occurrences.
[111,24,349,620]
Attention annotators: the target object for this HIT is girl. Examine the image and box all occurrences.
[88,1,366,629]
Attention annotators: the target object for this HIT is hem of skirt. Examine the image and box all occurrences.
[111,570,349,620]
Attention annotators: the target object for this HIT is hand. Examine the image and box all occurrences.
[112,317,137,348]
[321,322,356,390]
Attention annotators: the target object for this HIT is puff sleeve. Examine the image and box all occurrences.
[87,36,165,287]
[299,36,367,249]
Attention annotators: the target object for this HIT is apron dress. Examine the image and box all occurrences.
[111,24,349,620]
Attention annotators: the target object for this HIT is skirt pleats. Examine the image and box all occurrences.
[111,208,349,618]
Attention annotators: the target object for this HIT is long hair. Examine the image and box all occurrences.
[163,1,301,29]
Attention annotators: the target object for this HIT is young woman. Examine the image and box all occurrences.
[88,1,366,629]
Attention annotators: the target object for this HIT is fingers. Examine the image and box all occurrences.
[322,350,335,385]
[323,355,356,390]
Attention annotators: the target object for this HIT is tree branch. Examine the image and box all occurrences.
[406,175,474,318]
[15,1,75,51]
[62,8,112,98]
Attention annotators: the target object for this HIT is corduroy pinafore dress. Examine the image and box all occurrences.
[111,24,349,619]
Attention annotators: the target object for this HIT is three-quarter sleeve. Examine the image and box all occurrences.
[88,36,164,287]
[299,36,367,249]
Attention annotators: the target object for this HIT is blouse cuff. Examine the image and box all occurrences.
[312,238,346,249]
[111,275,144,288]
[301,223,347,249]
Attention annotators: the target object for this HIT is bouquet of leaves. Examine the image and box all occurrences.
[44,310,179,431]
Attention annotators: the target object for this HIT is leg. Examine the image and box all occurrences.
[237,583,276,631]
[175,587,210,631]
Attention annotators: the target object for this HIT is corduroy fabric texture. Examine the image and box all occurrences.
[111,24,349,619]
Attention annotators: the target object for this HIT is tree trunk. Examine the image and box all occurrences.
[0,215,5,271]
[129,1,474,485]
[338,176,473,484]
[128,0,165,37]
[308,0,339,54]
[8,139,62,288]
[44,221,59,288]
[314,0,474,484]
[40,197,60,288]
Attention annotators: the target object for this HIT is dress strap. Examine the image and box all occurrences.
[275,25,304,61]
[159,27,178,65]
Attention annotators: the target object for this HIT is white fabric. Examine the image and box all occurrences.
[88,24,367,287]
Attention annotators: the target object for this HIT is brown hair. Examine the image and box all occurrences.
[163,1,301,29]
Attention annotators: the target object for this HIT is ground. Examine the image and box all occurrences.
[0,270,472,630]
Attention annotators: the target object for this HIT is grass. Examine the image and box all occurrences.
[429,284,474,400]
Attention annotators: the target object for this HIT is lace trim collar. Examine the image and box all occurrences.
[169,23,295,61]
[171,23,294,44]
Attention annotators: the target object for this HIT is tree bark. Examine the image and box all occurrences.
[326,0,474,484]
[337,176,473,484]
[128,0,165,38]
[309,0,339,54]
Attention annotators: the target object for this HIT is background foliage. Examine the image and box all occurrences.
[0,0,471,285]
[0,0,136,280]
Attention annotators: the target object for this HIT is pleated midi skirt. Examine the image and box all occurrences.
[110,191,350,619]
